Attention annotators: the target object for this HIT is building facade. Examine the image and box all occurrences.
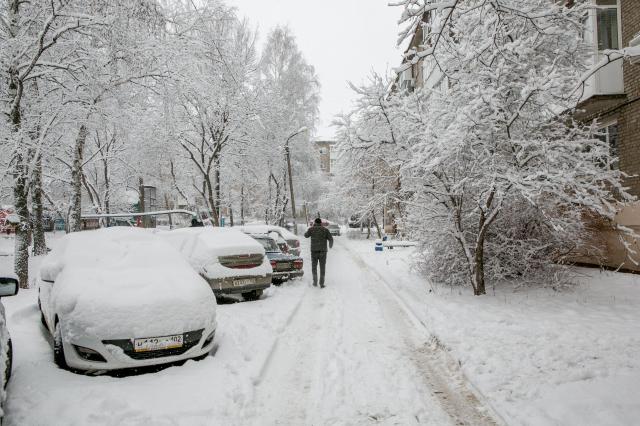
[314,140,337,175]
[578,0,640,197]
[573,0,640,271]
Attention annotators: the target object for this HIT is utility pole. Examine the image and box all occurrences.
[138,177,145,228]
[284,127,308,235]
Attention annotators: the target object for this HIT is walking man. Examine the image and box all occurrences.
[304,218,334,288]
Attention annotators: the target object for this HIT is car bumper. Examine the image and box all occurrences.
[62,324,217,371]
[272,270,304,282]
[206,274,272,295]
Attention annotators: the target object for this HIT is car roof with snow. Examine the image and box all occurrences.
[40,227,196,281]
[238,225,300,241]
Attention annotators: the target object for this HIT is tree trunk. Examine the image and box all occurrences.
[164,194,173,229]
[14,155,30,289]
[32,155,47,255]
[240,183,245,226]
[69,125,88,232]
[473,238,486,295]
[371,210,382,239]
[138,178,146,228]
[205,175,219,227]
[214,154,221,226]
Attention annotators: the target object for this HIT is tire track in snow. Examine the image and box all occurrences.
[248,285,333,426]
[341,242,503,426]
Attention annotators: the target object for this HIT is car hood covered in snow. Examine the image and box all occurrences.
[39,228,216,339]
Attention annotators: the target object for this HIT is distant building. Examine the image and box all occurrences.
[314,140,337,175]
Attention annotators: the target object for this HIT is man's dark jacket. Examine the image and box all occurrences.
[304,224,334,252]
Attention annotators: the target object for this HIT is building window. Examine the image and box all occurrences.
[597,122,619,169]
[596,0,619,51]
[319,147,327,155]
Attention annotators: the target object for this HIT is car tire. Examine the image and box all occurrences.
[53,321,68,370]
[272,279,282,287]
[242,290,263,301]
[4,339,12,388]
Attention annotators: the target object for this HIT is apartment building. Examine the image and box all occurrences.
[314,140,337,175]
[577,0,640,197]
[573,0,640,271]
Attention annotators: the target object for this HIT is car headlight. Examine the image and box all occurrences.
[202,330,215,349]
[73,345,107,363]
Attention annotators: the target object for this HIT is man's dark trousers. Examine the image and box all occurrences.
[311,251,327,287]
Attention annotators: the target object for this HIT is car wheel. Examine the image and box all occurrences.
[242,290,263,301]
[4,339,12,388]
[53,321,68,369]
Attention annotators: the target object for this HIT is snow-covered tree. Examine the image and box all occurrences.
[334,73,406,238]
[336,0,636,295]
[255,26,321,226]
[0,0,100,286]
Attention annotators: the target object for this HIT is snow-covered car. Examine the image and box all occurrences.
[37,228,217,372]
[161,227,272,301]
[348,215,362,228]
[0,274,18,417]
[248,235,303,285]
[327,223,341,236]
[238,225,302,256]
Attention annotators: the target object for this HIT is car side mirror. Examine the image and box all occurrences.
[0,277,19,297]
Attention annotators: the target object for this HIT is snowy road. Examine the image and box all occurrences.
[246,241,496,425]
[2,237,498,425]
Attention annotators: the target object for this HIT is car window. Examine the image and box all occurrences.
[256,238,279,252]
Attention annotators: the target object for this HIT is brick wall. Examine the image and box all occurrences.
[620,0,640,197]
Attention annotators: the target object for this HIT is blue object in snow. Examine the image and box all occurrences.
[375,239,384,252]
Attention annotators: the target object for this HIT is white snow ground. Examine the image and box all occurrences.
[347,238,640,426]
[0,233,638,425]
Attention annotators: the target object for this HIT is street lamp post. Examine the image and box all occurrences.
[285,127,308,235]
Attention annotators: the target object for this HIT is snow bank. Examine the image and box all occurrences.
[40,228,216,339]
[348,240,640,426]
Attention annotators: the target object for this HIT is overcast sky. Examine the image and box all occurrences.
[228,0,403,139]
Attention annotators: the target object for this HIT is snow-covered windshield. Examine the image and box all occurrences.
[255,238,279,252]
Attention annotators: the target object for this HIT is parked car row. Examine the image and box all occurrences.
[0,223,307,415]
[31,225,302,373]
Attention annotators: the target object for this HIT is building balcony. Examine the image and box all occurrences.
[581,53,625,101]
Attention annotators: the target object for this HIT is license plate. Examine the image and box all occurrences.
[134,334,183,352]
[234,278,255,287]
